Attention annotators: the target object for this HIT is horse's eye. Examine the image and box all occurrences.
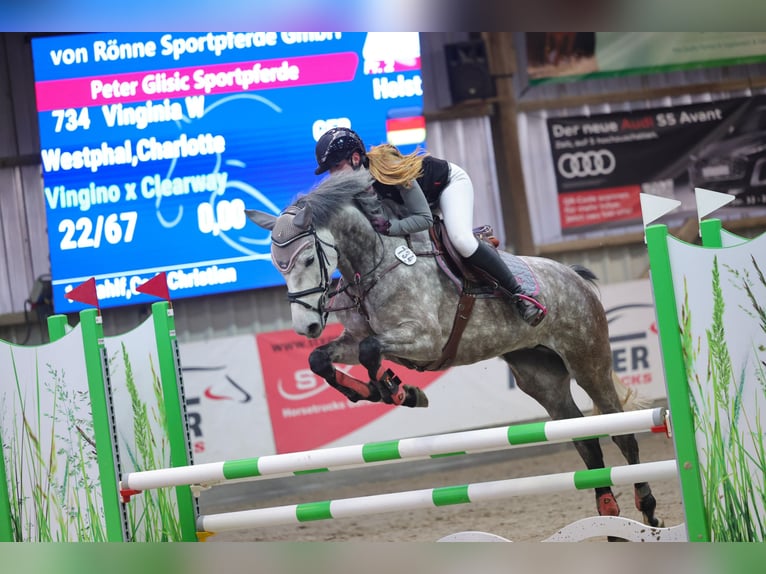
[305,256,315,267]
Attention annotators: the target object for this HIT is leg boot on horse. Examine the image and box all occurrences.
[360,336,429,407]
[374,367,429,407]
[466,241,547,326]
[308,339,428,408]
[309,347,381,403]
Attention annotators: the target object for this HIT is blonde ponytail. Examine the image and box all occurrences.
[367,144,426,187]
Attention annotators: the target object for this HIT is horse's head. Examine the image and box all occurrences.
[247,203,339,338]
[248,170,381,338]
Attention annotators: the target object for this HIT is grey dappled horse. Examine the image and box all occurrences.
[247,169,660,528]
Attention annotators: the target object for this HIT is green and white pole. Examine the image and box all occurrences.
[122,407,667,491]
[196,460,678,533]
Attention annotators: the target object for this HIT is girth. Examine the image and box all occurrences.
[423,219,497,371]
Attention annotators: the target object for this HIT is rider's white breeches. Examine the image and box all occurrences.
[438,162,480,258]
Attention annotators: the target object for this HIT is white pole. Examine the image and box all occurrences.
[122,407,667,491]
[196,460,678,534]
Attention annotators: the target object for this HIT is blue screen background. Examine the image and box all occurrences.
[31,32,424,312]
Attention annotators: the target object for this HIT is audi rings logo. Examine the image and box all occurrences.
[557,149,616,179]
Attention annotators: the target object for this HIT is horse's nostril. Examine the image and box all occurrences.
[307,323,321,337]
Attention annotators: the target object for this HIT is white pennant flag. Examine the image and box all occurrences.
[695,187,735,221]
[640,193,682,229]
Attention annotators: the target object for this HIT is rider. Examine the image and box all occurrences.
[314,126,546,326]
[314,126,434,235]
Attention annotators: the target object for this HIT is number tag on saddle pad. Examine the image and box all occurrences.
[395,245,417,265]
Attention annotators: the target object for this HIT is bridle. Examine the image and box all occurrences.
[274,219,391,324]
[273,225,338,324]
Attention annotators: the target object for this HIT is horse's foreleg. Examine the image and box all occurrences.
[308,345,381,403]
[358,336,383,382]
[358,336,428,408]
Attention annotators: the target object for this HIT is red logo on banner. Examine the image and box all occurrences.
[256,324,443,453]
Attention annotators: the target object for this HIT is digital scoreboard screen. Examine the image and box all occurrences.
[31,32,425,312]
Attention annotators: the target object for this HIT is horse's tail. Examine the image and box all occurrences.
[613,370,650,410]
[592,371,651,415]
[572,264,650,413]
[571,264,600,297]
[571,264,598,284]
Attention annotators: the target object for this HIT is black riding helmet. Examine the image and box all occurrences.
[314,127,369,175]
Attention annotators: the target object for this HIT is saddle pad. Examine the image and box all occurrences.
[409,219,540,298]
[499,250,540,297]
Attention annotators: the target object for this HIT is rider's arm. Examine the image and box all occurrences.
[385,179,433,235]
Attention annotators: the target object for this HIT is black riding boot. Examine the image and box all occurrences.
[466,241,546,326]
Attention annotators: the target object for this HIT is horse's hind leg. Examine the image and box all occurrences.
[503,348,623,520]
[612,429,660,526]
[564,348,660,527]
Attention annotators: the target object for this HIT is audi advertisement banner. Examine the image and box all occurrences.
[547,95,766,232]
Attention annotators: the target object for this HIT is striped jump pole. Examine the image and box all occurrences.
[196,459,678,534]
[121,407,668,495]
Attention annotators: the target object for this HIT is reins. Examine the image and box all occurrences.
[326,235,439,320]
[325,231,387,318]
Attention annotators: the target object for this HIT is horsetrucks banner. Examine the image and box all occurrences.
[547,95,766,233]
[177,279,665,459]
[30,32,424,313]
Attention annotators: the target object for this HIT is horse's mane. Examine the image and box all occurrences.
[293,170,376,228]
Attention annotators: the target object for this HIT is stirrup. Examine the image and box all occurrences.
[515,294,547,327]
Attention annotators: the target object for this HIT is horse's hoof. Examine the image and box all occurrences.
[635,487,659,527]
[597,493,620,516]
[404,385,429,408]
[643,514,663,528]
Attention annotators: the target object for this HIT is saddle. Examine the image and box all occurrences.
[429,219,496,294]
[427,218,539,298]
[417,218,540,371]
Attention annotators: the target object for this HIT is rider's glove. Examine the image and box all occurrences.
[370,217,391,235]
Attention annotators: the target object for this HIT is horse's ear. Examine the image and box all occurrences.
[292,204,313,229]
[245,209,277,230]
